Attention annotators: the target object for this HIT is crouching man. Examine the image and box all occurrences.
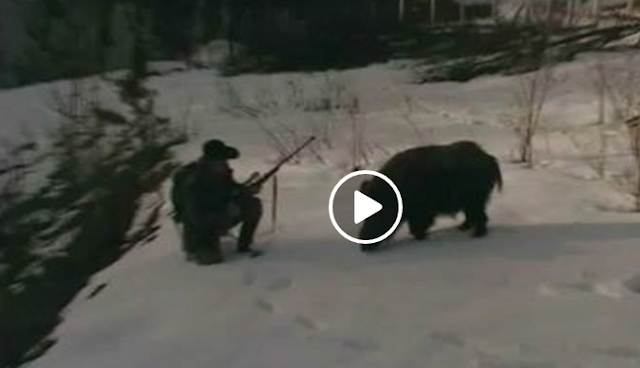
[173,139,263,265]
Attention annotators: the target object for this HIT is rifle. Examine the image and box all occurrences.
[243,136,317,190]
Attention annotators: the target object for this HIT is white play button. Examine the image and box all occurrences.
[328,170,403,245]
[353,190,382,225]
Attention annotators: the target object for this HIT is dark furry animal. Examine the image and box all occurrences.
[358,141,502,252]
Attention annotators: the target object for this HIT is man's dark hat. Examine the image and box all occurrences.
[202,139,240,160]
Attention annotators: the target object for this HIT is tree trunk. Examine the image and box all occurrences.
[592,0,600,24]
[431,0,437,24]
[566,0,574,26]
[222,0,235,59]
[545,0,553,24]
[398,0,406,23]
[459,0,466,23]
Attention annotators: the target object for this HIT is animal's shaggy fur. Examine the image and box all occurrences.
[358,141,503,252]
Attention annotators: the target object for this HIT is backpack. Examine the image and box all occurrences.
[170,162,198,223]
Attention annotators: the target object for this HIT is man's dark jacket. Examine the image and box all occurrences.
[173,160,245,224]
[189,161,244,215]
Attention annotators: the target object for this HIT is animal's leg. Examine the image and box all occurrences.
[466,203,489,238]
[408,212,435,241]
[360,220,403,253]
[457,211,474,231]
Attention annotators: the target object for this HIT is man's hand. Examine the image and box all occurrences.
[245,172,261,184]
[233,182,262,198]
[246,182,263,195]
[243,172,263,195]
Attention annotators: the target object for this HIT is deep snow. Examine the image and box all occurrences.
[4,51,640,368]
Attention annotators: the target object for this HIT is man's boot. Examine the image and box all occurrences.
[191,225,224,265]
[194,249,224,265]
[194,237,225,265]
[181,222,199,261]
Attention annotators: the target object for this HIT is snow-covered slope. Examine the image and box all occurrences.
[5,52,640,368]
[27,162,640,368]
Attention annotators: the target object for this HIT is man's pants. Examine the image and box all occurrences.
[182,196,263,260]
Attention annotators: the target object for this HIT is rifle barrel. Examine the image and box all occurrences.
[248,136,316,187]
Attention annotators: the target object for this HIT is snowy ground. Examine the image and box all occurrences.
[4,51,640,368]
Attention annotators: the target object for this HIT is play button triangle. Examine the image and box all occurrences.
[354,190,383,225]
